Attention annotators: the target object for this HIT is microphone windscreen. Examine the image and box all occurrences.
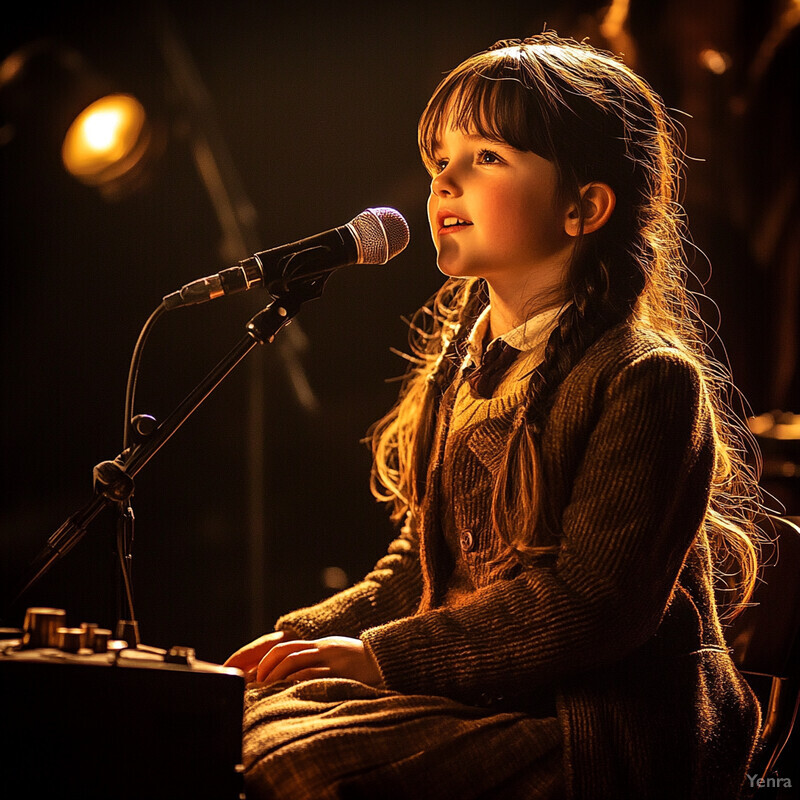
[350,207,410,264]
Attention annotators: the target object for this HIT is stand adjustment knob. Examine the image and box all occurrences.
[91,628,112,653]
[130,413,157,440]
[80,622,98,650]
[57,627,84,654]
[22,607,66,648]
[165,646,195,666]
[115,619,140,648]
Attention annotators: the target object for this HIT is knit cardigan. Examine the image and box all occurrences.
[276,320,761,799]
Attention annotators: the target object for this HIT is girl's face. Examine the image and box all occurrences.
[426,124,574,298]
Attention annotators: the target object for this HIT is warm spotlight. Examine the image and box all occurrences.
[698,48,731,76]
[0,39,162,199]
[62,93,150,188]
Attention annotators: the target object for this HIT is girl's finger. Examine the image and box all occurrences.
[254,640,314,678]
[271,666,332,685]
[261,647,323,683]
[257,643,319,682]
[223,630,287,670]
[243,667,258,682]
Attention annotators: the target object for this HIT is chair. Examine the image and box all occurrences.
[726,515,800,798]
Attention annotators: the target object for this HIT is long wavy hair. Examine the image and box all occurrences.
[368,32,765,619]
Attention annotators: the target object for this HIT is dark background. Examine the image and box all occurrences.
[1,0,797,666]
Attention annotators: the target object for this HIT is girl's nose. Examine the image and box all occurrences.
[431,167,461,197]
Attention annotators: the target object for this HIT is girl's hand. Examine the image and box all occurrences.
[223,630,295,681]
[255,636,383,687]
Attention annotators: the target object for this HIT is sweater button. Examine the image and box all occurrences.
[459,529,475,553]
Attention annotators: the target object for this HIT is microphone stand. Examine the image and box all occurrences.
[9,282,320,621]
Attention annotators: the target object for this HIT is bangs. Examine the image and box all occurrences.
[418,51,556,170]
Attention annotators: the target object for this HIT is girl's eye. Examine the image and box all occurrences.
[434,158,448,173]
[477,149,501,165]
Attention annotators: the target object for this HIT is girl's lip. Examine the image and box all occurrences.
[436,210,473,235]
[438,223,471,236]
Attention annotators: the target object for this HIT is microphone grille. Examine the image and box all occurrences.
[350,207,410,264]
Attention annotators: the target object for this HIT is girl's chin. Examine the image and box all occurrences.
[435,257,480,280]
[438,267,473,281]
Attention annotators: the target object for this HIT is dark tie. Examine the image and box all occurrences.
[467,340,520,398]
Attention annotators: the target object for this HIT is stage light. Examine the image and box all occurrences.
[698,48,731,76]
[0,39,162,199]
[61,93,151,188]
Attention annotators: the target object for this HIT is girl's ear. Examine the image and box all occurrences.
[564,182,616,237]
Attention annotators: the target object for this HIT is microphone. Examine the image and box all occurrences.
[163,207,409,310]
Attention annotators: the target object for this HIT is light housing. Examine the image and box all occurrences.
[61,93,151,188]
[0,39,162,199]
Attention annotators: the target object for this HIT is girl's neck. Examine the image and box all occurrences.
[486,280,569,339]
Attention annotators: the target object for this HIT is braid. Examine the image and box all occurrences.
[526,263,638,431]
[369,278,486,524]
[490,272,639,571]
[410,282,486,505]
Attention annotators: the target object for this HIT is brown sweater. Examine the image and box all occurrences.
[276,320,760,799]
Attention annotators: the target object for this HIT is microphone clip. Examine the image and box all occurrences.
[245,281,322,346]
[259,244,334,297]
[93,458,135,504]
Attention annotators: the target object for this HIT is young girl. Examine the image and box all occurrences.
[225,32,764,799]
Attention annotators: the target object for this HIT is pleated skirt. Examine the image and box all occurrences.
[242,678,564,800]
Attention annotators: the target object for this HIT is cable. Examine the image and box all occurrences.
[123,302,166,451]
[118,300,166,642]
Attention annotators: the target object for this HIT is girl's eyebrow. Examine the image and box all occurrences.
[463,132,513,147]
[434,132,508,147]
